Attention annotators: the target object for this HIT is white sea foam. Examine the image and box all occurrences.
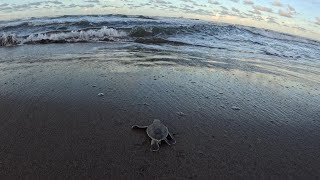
[24,26,126,43]
[0,33,20,46]
[0,26,126,46]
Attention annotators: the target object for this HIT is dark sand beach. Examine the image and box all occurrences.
[0,42,320,179]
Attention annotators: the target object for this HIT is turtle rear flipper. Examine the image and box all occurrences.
[164,132,176,145]
[150,139,160,151]
[132,125,148,129]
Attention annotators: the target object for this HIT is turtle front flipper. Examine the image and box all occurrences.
[132,125,148,129]
[150,139,160,151]
[164,132,176,145]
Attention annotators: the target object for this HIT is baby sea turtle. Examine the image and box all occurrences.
[132,119,176,151]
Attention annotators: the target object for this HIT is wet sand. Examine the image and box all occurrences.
[1,46,320,178]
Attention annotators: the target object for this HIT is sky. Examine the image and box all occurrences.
[0,0,319,40]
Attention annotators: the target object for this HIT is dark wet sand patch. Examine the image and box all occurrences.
[0,59,320,179]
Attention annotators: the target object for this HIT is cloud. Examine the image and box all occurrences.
[0,3,9,7]
[231,7,240,13]
[1,1,65,12]
[84,0,100,3]
[288,4,296,12]
[242,12,252,17]
[179,0,194,2]
[79,4,95,8]
[249,10,261,15]
[278,5,296,18]
[253,5,273,13]
[192,2,206,7]
[177,0,206,7]
[220,10,231,16]
[182,4,193,9]
[251,15,263,21]
[266,16,278,24]
[66,3,78,8]
[0,3,11,11]
[229,0,239,2]
[278,9,292,18]
[271,0,282,7]
[316,17,320,25]
[0,6,12,12]
[291,26,306,31]
[176,0,206,7]
[191,9,212,15]
[220,6,228,10]
[243,0,254,5]
[10,4,31,11]
[208,0,220,5]
[28,2,43,6]
[150,0,171,5]
[46,1,63,5]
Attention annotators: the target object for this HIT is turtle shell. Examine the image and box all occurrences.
[146,120,169,141]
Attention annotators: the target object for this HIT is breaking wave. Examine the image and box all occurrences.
[0,14,319,61]
[1,26,126,46]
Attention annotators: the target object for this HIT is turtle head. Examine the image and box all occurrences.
[153,119,161,124]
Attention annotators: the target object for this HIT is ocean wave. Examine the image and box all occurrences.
[0,15,319,61]
[0,34,19,46]
[128,25,194,37]
[0,14,158,31]
[0,20,95,32]
[134,37,188,46]
[0,26,126,46]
